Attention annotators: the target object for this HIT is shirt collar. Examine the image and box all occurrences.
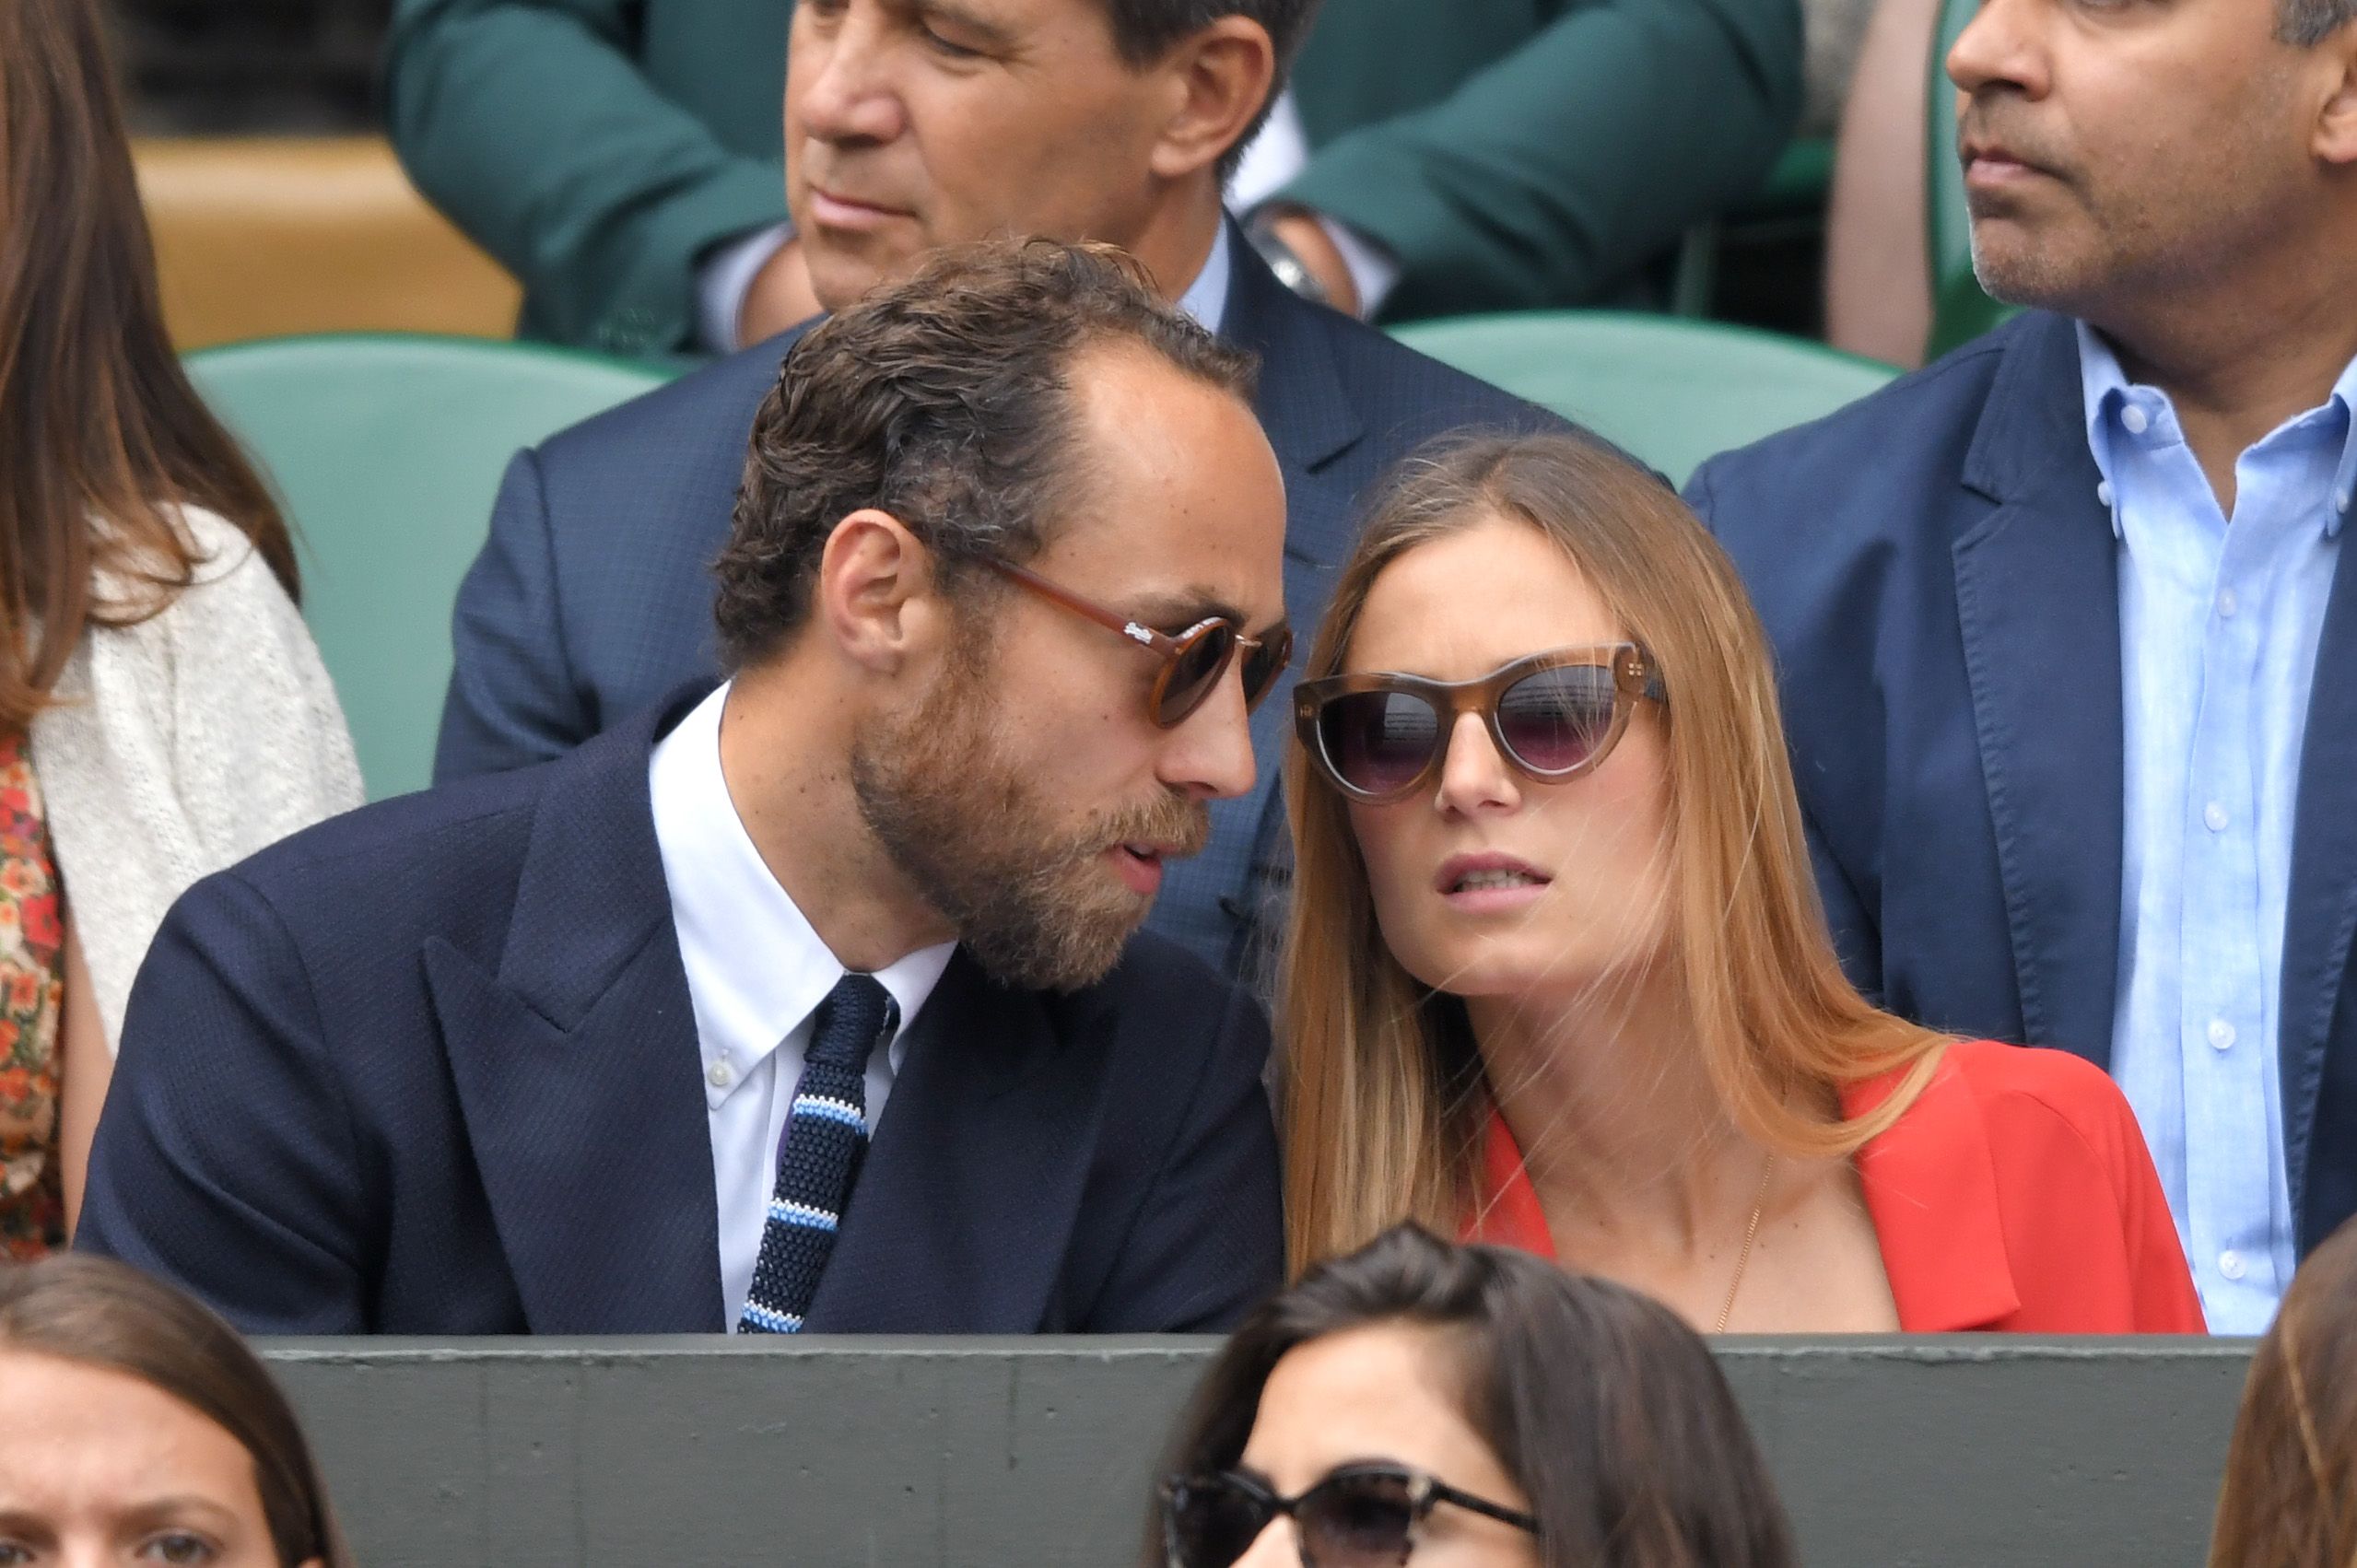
[2075,319,2357,541]
[648,684,956,1090]
[1176,221,1232,335]
[2073,321,2137,542]
[2334,362,2357,539]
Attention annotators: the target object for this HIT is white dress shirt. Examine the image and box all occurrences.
[648,683,956,1328]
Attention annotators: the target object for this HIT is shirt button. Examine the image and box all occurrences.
[2208,1018,2235,1050]
[2337,486,2351,515]
[2096,480,2115,507]
[2204,802,2229,832]
[707,1059,734,1088]
[2121,404,2151,436]
[2217,589,2237,618]
[2219,1250,2246,1281]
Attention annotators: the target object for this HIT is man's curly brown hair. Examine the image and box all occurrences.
[713,238,1258,671]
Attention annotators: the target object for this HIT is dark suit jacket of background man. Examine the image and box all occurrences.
[384,0,1800,354]
[431,232,1562,976]
[1685,310,2357,1258]
[76,689,1284,1335]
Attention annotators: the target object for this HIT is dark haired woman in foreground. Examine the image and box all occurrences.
[0,1254,354,1566]
[1280,433,2201,1332]
[2207,1215,2357,1565]
[1150,1223,1793,1567]
[0,0,359,1252]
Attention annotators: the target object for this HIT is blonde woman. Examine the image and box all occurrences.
[1279,433,2202,1332]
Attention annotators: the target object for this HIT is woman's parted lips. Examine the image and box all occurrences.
[1434,850,1554,895]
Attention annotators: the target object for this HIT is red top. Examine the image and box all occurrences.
[1465,1039,2208,1333]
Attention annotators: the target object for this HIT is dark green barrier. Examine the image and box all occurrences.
[262,1335,2251,1567]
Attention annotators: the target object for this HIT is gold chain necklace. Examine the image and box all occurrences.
[1714,1154,1777,1334]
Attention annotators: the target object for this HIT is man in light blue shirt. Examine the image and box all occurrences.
[1688,0,2357,1328]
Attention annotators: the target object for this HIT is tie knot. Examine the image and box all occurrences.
[807,973,895,1072]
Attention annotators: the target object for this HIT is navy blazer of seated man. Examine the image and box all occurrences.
[1685,309,2357,1260]
[74,698,1280,1334]
[433,227,1559,974]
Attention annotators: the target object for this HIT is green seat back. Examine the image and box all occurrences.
[1391,311,1898,486]
[187,333,673,800]
[1924,0,2018,357]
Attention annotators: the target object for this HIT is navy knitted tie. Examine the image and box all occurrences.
[738,973,896,1334]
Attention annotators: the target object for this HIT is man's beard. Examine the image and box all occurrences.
[850,659,1210,992]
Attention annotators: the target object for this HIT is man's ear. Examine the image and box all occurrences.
[2315,18,2357,164]
[815,509,948,673]
[1146,18,1277,182]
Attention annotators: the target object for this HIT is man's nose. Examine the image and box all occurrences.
[1948,0,2046,99]
[793,10,908,145]
[1158,663,1261,802]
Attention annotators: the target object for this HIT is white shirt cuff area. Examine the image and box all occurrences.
[1318,216,1402,321]
[697,221,797,355]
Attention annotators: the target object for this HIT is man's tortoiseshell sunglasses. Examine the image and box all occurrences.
[1293,644,1667,803]
[991,559,1293,728]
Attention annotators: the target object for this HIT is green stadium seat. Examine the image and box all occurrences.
[187,333,673,800]
[1924,0,2018,357]
[1391,311,1899,486]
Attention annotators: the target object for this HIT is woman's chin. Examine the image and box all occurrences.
[1394,939,1637,1016]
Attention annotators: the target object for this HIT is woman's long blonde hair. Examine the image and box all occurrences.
[1279,434,1948,1278]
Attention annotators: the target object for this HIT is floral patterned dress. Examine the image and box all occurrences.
[0,731,65,1258]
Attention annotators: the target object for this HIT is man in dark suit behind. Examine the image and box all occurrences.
[1688,0,2357,1330]
[428,0,1560,977]
[78,241,1289,1337]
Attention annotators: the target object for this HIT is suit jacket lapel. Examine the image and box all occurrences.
[1220,218,1366,595]
[2281,546,2357,1239]
[1212,233,1368,966]
[801,952,1108,1332]
[429,690,725,1332]
[1950,314,2126,1066]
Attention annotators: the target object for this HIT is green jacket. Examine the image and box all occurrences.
[385,0,1800,351]
[1282,0,1803,319]
[385,0,792,355]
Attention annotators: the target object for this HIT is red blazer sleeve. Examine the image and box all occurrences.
[1972,1044,2208,1333]
[2081,1068,2209,1333]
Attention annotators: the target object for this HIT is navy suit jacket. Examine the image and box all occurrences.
[1687,310,2357,1257]
[433,229,1561,974]
[77,689,1284,1335]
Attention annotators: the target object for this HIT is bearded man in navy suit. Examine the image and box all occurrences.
[79,241,1288,1336]
[428,0,1559,977]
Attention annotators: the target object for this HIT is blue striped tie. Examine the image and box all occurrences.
[738,973,896,1334]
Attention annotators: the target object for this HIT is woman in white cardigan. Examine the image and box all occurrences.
[3,0,361,1256]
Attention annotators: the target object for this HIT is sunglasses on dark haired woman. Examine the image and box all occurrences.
[1161,1461,1540,1567]
[991,558,1293,728]
[1293,644,1666,804]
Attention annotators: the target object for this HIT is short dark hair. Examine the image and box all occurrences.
[0,1255,356,1568]
[2278,0,2356,45]
[714,238,1257,669]
[1146,1225,1798,1568]
[1101,0,1324,181]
